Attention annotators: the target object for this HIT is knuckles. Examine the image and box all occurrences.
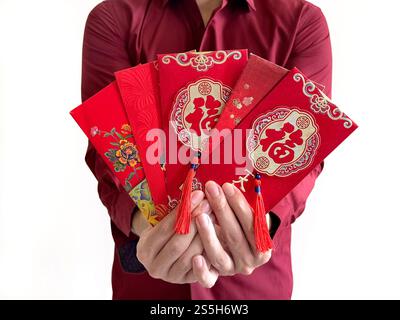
[202,279,216,289]
[239,266,255,276]
[157,220,172,237]
[210,196,228,213]
[136,242,148,265]
[212,255,228,271]
[170,258,191,276]
[147,265,163,279]
[211,256,233,276]
[223,231,241,246]
[168,241,184,256]
[236,250,272,275]
[257,250,272,265]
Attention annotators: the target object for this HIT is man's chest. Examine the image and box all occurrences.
[126,4,293,67]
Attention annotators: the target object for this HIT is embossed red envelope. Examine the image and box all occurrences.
[70,82,159,224]
[115,62,169,221]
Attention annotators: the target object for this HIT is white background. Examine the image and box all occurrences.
[0,0,399,299]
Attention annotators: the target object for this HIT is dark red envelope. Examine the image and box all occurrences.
[215,54,289,133]
[70,82,159,224]
[115,62,169,221]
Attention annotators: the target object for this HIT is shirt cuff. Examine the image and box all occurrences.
[117,238,146,273]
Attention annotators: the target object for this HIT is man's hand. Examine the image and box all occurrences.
[195,181,272,276]
[136,190,219,288]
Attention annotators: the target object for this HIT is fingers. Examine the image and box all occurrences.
[191,199,211,219]
[214,224,228,251]
[169,234,203,277]
[222,183,271,264]
[205,181,272,273]
[221,183,256,250]
[192,255,219,288]
[195,213,234,275]
[137,190,204,268]
[152,219,198,275]
[160,200,212,276]
[222,183,272,261]
[204,181,253,263]
[139,190,204,260]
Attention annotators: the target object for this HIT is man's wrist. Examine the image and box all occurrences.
[131,207,149,237]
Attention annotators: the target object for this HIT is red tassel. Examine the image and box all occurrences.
[175,155,200,234]
[253,173,273,253]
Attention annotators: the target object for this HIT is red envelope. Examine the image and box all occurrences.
[70,82,159,224]
[195,66,358,249]
[157,50,248,210]
[115,62,169,220]
[215,54,289,132]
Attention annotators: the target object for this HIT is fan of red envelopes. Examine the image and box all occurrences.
[70,50,357,253]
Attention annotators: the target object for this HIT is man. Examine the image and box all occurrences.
[82,0,331,299]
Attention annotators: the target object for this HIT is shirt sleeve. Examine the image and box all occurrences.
[271,3,332,234]
[81,1,135,237]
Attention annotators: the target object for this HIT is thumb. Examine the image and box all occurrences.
[192,255,219,288]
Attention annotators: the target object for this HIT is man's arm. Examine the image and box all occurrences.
[82,2,135,237]
[271,2,332,234]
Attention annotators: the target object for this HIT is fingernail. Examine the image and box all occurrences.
[200,201,211,214]
[222,183,235,197]
[197,214,210,229]
[191,191,203,206]
[194,256,203,268]
[206,181,220,198]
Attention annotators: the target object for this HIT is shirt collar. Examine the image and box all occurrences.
[161,0,256,11]
[223,0,256,11]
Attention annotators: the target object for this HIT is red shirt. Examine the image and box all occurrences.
[82,0,332,299]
